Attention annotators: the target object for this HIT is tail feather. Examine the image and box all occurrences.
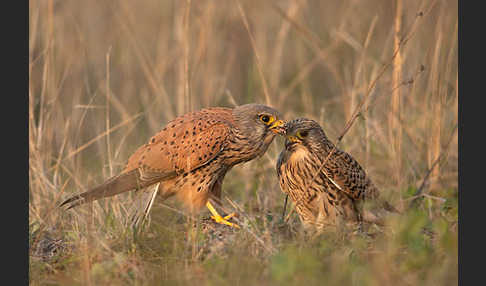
[60,169,170,209]
[361,198,401,226]
[128,183,160,230]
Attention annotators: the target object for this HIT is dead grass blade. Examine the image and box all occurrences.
[51,112,143,171]
[236,0,271,105]
[409,123,458,209]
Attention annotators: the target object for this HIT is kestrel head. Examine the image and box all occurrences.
[283,118,329,153]
[232,103,285,151]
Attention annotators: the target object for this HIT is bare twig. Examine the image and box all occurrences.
[409,123,458,209]
[285,204,296,223]
[390,0,404,190]
[364,64,426,115]
[404,193,447,203]
[305,5,433,191]
[236,0,271,105]
[270,3,325,53]
[225,197,277,254]
[50,112,143,172]
[281,194,288,221]
[105,46,113,176]
[183,0,192,113]
[271,2,342,105]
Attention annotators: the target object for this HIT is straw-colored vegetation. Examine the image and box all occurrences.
[29,0,457,285]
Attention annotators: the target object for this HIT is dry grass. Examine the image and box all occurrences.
[29,0,457,285]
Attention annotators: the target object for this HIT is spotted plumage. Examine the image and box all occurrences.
[276,118,397,230]
[61,104,284,228]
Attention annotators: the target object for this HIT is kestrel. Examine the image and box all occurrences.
[61,104,284,228]
[276,118,397,230]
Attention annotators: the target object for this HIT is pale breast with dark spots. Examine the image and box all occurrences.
[277,146,360,227]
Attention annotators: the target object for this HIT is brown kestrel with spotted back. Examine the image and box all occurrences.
[277,118,398,231]
[61,104,284,228]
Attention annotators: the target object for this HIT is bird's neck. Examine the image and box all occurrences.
[224,129,271,165]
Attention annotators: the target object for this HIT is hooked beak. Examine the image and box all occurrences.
[269,119,286,134]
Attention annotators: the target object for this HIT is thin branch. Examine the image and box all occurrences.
[105,46,113,176]
[236,0,271,105]
[409,123,458,209]
[270,2,325,53]
[305,6,433,191]
[50,112,143,172]
[281,194,288,221]
[184,0,192,113]
[225,197,277,255]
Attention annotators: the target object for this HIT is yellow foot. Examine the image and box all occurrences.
[206,201,240,228]
[223,213,237,220]
[210,214,240,229]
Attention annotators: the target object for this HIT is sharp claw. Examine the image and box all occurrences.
[211,214,240,228]
[206,201,240,228]
[223,213,237,220]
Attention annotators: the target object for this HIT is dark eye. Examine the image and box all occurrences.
[297,130,308,139]
[260,115,270,123]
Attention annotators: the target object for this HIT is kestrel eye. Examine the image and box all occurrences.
[296,130,308,139]
[260,115,270,123]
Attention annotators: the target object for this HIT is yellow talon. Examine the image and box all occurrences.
[206,201,240,228]
[223,213,237,220]
[210,214,240,228]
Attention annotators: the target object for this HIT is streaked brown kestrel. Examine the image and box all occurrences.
[277,118,397,230]
[61,104,284,228]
